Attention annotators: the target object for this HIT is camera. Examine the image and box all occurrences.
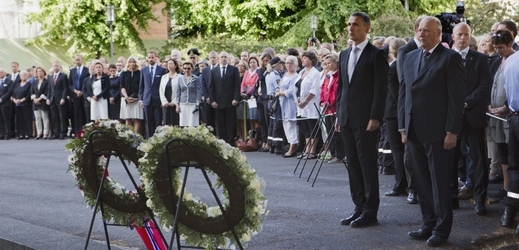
[435,0,470,43]
[310,37,317,43]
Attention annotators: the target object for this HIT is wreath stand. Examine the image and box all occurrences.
[164,138,244,250]
[84,130,168,250]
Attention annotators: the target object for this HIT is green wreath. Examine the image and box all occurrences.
[66,120,149,226]
[138,125,268,249]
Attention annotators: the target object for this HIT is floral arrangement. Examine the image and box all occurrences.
[138,125,268,250]
[66,120,149,226]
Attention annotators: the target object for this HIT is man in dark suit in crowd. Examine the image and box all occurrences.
[139,51,166,138]
[398,17,465,247]
[335,12,388,228]
[201,51,220,134]
[46,61,70,140]
[0,68,14,140]
[8,62,20,138]
[69,55,90,136]
[209,51,240,144]
[450,23,492,215]
[394,16,426,204]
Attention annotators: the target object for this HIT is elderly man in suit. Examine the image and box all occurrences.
[209,51,241,144]
[398,17,465,247]
[335,12,388,228]
[450,23,492,215]
[46,61,70,140]
[200,51,219,133]
[139,51,166,138]
[69,54,90,136]
[0,68,14,140]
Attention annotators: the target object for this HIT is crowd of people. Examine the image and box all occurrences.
[1,11,519,247]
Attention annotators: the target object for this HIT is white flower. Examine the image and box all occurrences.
[241,232,251,242]
[146,199,154,208]
[249,179,261,191]
[138,142,152,153]
[184,193,193,201]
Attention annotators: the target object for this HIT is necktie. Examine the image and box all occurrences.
[53,74,58,85]
[76,68,81,89]
[222,66,226,78]
[348,47,359,82]
[460,51,467,66]
[149,66,154,83]
[419,51,431,72]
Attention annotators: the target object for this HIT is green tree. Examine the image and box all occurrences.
[27,0,169,59]
[464,0,519,35]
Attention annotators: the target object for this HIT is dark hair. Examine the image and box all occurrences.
[351,12,371,27]
[108,64,116,70]
[302,51,318,66]
[492,30,514,46]
[285,48,299,57]
[248,56,259,67]
[262,47,275,58]
[499,20,518,38]
[167,58,181,74]
[182,61,194,69]
[34,66,47,77]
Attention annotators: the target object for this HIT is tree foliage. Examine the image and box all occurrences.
[464,0,519,35]
[27,0,169,58]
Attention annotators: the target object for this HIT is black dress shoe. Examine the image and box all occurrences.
[350,214,378,228]
[502,206,516,227]
[408,229,432,240]
[382,166,395,175]
[283,152,296,158]
[452,198,460,209]
[269,147,275,154]
[475,202,487,215]
[49,135,57,140]
[489,175,504,184]
[407,193,418,204]
[340,211,362,225]
[59,134,65,140]
[427,235,447,247]
[385,190,404,196]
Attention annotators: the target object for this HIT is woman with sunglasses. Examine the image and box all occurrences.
[176,61,202,127]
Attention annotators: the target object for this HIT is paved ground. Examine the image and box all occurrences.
[0,138,517,249]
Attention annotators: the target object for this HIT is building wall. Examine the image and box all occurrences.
[138,2,170,40]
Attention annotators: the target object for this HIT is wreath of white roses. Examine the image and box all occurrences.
[66,120,149,226]
[138,125,268,249]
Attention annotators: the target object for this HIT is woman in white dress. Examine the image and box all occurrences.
[120,56,144,133]
[176,61,202,127]
[86,61,110,120]
[159,58,181,126]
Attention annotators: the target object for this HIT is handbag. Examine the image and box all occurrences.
[235,136,260,152]
[268,96,279,115]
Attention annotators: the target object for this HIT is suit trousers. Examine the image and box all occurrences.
[257,99,269,144]
[340,125,380,216]
[203,102,216,134]
[144,104,162,138]
[72,97,86,133]
[386,117,412,193]
[0,106,12,137]
[453,118,488,203]
[215,106,237,144]
[407,125,453,239]
[505,115,519,207]
[50,101,68,135]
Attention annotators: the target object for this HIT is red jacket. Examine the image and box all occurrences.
[319,70,339,115]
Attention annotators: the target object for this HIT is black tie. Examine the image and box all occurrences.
[222,66,226,78]
[149,66,154,82]
[419,51,431,72]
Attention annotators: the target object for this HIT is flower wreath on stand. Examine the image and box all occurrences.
[138,125,268,249]
[66,120,149,226]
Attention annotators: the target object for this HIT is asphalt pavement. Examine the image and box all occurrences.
[0,138,517,249]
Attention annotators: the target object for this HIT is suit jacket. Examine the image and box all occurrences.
[398,44,465,143]
[0,78,14,108]
[82,76,94,108]
[139,65,166,106]
[31,78,50,111]
[6,73,21,85]
[384,62,398,118]
[85,74,110,100]
[461,49,492,129]
[68,66,90,99]
[47,72,69,104]
[209,64,241,109]
[200,66,214,99]
[396,39,418,84]
[336,42,388,127]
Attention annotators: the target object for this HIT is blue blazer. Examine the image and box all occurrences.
[139,65,166,106]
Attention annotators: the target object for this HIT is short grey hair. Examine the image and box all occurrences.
[285,55,298,65]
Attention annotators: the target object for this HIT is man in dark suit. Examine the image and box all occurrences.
[7,62,20,138]
[394,16,426,204]
[69,55,90,136]
[139,51,166,138]
[46,61,70,140]
[209,51,240,144]
[335,12,388,228]
[450,23,492,215]
[0,68,14,140]
[398,17,465,247]
[201,51,219,134]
